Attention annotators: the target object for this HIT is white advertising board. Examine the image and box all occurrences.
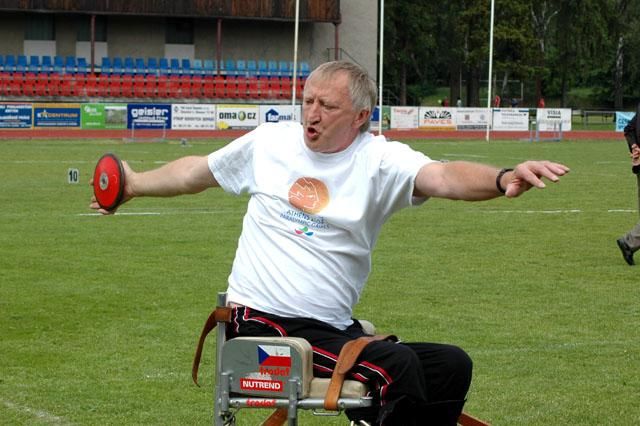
[216,104,260,129]
[536,108,572,131]
[492,108,529,131]
[390,107,419,129]
[418,107,456,130]
[171,104,217,129]
[454,108,490,130]
[258,105,302,124]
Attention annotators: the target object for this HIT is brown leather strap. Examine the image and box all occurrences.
[191,306,232,386]
[260,408,288,426]
[323,334,396,411]
[458,411,491,426]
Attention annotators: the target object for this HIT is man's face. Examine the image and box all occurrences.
[302,72,368,153]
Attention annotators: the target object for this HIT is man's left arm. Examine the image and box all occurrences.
[414,160,569,201]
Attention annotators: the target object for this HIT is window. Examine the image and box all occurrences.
[166,18,193,44]
[25,14,55,40]
[77,15,107,42]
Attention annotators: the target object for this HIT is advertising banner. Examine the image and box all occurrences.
[492,108,529,131]
[81,104,127,129]
[390,107,419,129]
[0,103,32,128]
[536,108,572,131]
[418,107,456,130]
[171,104,217,129]
[217,104,259,129]
[454,108,490,130]
[258,105,301,124]
[616,111,634,132]
[33,103,81,128]
[127,104,171,129]
[369,106,391,130]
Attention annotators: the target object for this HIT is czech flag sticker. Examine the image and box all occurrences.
[257,345,291,367]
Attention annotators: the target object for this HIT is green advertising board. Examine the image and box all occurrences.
[81,104,127,129]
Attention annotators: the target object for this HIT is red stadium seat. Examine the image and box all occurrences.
[133,75,146,97]
[179,76,192,98]
[236,77,248,99]
[248,77,260,99]
[168,75,181,97]
[120,75,134,97]
[226,77,238,99]
[280,77,292,99]
[156,75,170,97]
[214,76,226,98]
[202,76,215,98]
[145,75,157,98]
[191,75,204,98]
[85,74,99,97]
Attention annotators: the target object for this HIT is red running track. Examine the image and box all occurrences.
[0,128,619,141]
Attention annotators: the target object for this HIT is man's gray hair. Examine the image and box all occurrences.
[308,61,378,132]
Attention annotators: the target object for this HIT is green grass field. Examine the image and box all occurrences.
[1,136,638,425]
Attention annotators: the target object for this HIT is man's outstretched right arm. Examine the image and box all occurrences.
[90,155,218,214]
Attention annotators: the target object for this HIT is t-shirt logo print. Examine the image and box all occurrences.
[288,177,330,215]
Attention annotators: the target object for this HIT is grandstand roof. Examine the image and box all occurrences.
[0,0,341,23]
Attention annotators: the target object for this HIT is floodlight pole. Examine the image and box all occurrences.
[485,0,495,142]
[378,0,384,135]
[291,0,300,120]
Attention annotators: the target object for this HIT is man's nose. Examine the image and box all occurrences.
[305,102,320,121]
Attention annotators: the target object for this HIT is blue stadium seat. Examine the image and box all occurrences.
[147,57,158,76]
[192,59,203,76]
[278,61,290,77]
[246,60,257,76]
[16,55,28,73]
[134,57,146,75]
[236,59,246,77]
[100,57,111,75]
[28,55,40,73]
[112,57,124,75]
[159,58,170,75]
[181,58,191,75]
[224,59,236,76]
[0,55,4,72]
[41,56,53,73]
[203,59,215,76]
[124,57,135,75]
[267,60,278,77]
[299,61,310,78]
[257,60,268,77]
[169,58,180,75]
[53,56,64,74]
[76,57,88,74]
[65,56,76,73]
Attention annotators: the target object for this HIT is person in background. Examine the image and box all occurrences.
[617,105,640,265]
[538,97,545,108]
[91,60,569,425]
[493,94,501,108]
[456,97,462,108]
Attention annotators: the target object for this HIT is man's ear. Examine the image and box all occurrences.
[353,109,370,129]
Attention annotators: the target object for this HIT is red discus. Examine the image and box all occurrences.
[93,153,125,211]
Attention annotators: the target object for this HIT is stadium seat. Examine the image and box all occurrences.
[85,73,99,97]
[181,58,191,76]
[299,61,310,78]
[40,56,53,74]
[112,57,124,75]
[52,56,64,74]
[120,74,134,97]
[224,59,236,76]
[169,58,181,75]
[97,75,111,96]
[203,59,215,76]
[0,55,4,72]
[48,73,62,96]
[59,74,76,96]
[76,57,88,74]
[236,76,248,98]
[191,59,203,76]
[147,57,158,76]
[246,59,257,76]
[15,55,27,74]
[267,60,278,77]
[4,55,16,73]
[258,76,270,99]
[100,57,111,75]
[65,56,76,74]
[236,59,246,77]
[135,57,146,75]
[156,75,169,97]
[159,58,170,75]
[257,59,268,77]
[201,75,213,98]
[27,55,40,73]
[248,76,260,99]
[144,75,157,98]
[191,75,204,98]
[280,77,292,99]
[278,60,290,78]
[214,76,226,98]
[179,76,192,97]
[34,74,49,96]
[123,57,135,75]
[168,75,181,97]
[133,74,146,97]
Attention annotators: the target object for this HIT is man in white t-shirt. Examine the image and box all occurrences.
[91,61,569,425]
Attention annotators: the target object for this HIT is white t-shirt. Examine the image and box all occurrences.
[208,122,434,329]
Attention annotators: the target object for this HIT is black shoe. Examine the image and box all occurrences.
[617,238,635,266]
